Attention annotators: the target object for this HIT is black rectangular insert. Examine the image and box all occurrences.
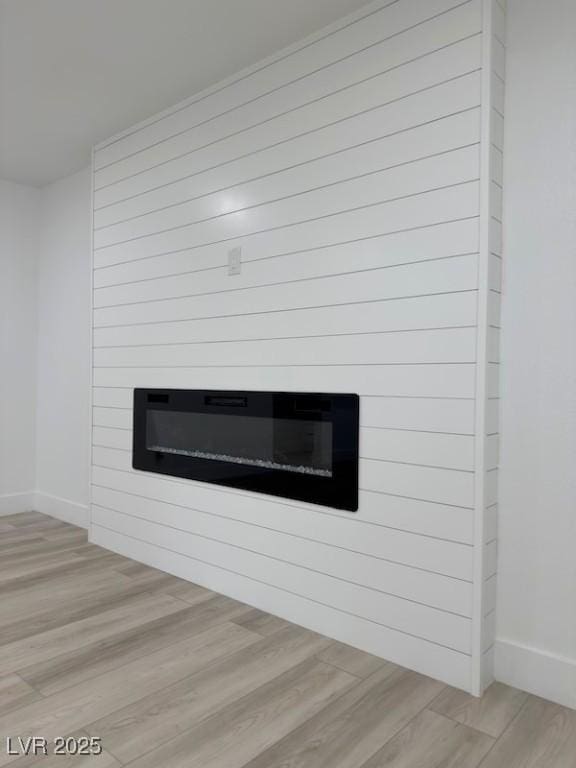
[132,389,359,511]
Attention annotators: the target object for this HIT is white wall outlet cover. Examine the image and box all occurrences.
[228,246,242,275]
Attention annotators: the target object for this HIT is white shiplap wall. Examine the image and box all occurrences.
[90,0,504,693]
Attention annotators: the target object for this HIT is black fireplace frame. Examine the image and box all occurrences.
[132,388,359,511]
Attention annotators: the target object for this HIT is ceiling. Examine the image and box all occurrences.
[0,0,371,187]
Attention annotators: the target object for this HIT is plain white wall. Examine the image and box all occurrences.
[35,167,92,525]
[497,0,576,707]
[0,179,39,513]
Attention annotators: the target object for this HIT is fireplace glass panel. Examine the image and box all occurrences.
[146,409,333,477]
[133,389,359,511]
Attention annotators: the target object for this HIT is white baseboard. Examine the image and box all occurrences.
[34,492,89,529]
[495,638,576,710]
[0,492,35,516]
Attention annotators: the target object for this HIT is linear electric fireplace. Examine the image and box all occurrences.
[133,389,359,511]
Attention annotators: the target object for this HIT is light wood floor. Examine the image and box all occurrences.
[0,512,574,767]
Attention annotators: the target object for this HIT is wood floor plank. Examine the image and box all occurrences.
[39,528,87,543]
[66,547,127,566]
[0,537,100,562]
[129,658,356,768]
[0,573,198,647]
[113,560,169,580]
[0,554,126,598]
[114,560,169,576]
[0,622,258,766]
[478,695,576,768]
[113,560,217,604]
[86,624,332,764]
[0,535,46,552]
[1,512,53,527]
[162,579,217,605]
[0,550,87,583]
[0,591,185,677]
[317,641,388,679]
[6,518,68,532]
[8,748,120,768]
[233,607,294,637]
[19,594,256,695]
[0,674,41,717]
[0,569,130,629]
[360,708,494,768]
[68,543,121,561]
[0,524,15,534]
[431,681,529,737]
[243,665,444,768]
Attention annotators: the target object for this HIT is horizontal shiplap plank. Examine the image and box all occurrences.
[93,291,478,348]
[487,363,500,398]
[491,108,504,152]
[490,179,503,219]
[90,505,471,652]
[93,446,133,471]
[91,423,473,472]
[492,37,506,81]
[94,253,478,328]
[93,407,132,430]
[92,446,474,508]
[94,146,479,267]
[484,538,498,578]
[92,465,474,548]
[92,426,131,450]
[485,573,497,617]
[482,605,496,653]
[91,485,472,615]
[486,434,499,470]
[90,524,471,689]
[362,458,473,507]
[362,428,473,470]
[92,364,477,399]
[362,397,476,434]
[488,289,501,327]
[490,147,503,188]
[490,218,502,255]
[92,389,133,409]
[486,469,498,507]
[486,399,499,435]
[94,2,481,184]
[95,110,480,248]
[488,326,500,362]
[485,505,498,543]
[92,391,477,435]
[492,71,505,115]
[93,327,477,368]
